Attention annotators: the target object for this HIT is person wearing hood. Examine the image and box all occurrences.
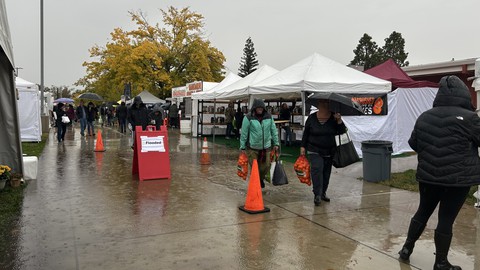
[169,102,179,128]
[127,96,148,147]
[239,99,279,188]
[398,75,480,270]
[117,102,128,133]
[149,104,166,130]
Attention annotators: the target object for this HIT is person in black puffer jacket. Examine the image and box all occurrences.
[398,75,480,270]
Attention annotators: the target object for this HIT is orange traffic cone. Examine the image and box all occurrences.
[239,159,270,214]
[200,137,210,165]
[94,130,106,152]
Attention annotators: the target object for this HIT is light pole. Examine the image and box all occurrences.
[40,0,44,115]
[15,67,23,76]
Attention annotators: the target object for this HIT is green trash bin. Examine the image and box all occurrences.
[361,140,393,182]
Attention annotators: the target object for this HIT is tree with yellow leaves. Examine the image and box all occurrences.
[77,7,225,100]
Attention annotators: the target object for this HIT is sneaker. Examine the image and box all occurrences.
[225,136,230,140]
[260,180,265,188]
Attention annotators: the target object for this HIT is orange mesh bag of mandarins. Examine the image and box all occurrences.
[294,155,311,186]
[237,152,249,180]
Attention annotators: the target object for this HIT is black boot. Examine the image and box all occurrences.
[314,195,321,206]
[398,218,426,261]
[433,231,462,270]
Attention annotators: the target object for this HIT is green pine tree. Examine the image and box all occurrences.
[382,31,409,67]
[350,33,383,70]
[238,37,259,78]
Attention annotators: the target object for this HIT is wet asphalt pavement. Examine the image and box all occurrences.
[6,124,480,269]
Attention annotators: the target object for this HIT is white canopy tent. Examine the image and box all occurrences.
[16,77,42,142]
[136,90,165,104]
[0,0,23,173]
[215,65,279,100]
[191,73,241,100]
[242,53,391,100]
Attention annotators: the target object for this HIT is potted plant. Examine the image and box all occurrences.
[0,164,12,190]
[9,172,22,188]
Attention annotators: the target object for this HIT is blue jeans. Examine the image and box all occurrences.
[282,126,292,145]
[87,121,95,135]
[119,118,127,133]
[57,124,66,142]
[79,118,87,136]
[309,153,333,196]
[226,122,234,137]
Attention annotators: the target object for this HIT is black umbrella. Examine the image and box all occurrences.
[306,92,364,115]
[78,92,104,101]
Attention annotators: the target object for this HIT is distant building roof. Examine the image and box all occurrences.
[402,58,476,77]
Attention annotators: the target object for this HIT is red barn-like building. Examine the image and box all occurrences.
[402,58,477,107]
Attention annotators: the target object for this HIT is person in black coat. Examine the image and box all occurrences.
[398,76,480,270]
[234,107,244,139]
[86,102,98,136]
[55,103,68,142]
[132,102,149,131]
[117,102,128,133]
[300,99,346,206]
[279,102,295,146]
[149,105,166,130]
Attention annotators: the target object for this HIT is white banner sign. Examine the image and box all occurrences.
[140,136,166,152]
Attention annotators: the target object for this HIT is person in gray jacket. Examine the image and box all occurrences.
[398,75,480,270]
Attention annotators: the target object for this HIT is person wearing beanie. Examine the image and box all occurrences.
[398,75,480,270]
[239,99,279,188]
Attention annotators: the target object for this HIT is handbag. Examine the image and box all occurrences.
[272,160,288,186]
[332,132,360,168]
[61,115,70,124]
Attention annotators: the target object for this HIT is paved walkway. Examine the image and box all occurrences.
[12,125,480,269]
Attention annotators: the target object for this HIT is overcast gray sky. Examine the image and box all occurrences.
[4,0,480,88]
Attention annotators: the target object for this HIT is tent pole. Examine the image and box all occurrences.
[475,59,480,116]
[301,91,306,126]
[213,99,216,144]
[40,0,45,115]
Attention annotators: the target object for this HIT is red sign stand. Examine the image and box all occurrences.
[132,125,171,181]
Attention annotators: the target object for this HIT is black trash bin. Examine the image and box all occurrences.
[361,140,393,182]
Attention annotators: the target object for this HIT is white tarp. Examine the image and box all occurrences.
[16,77,42,142]
[191,73,241,100]
[343,87,438,157]
[245,53,391,100]
[136,90,165,104]
[215,65,279,100]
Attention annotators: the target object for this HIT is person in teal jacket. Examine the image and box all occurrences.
[240,99,279,188]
